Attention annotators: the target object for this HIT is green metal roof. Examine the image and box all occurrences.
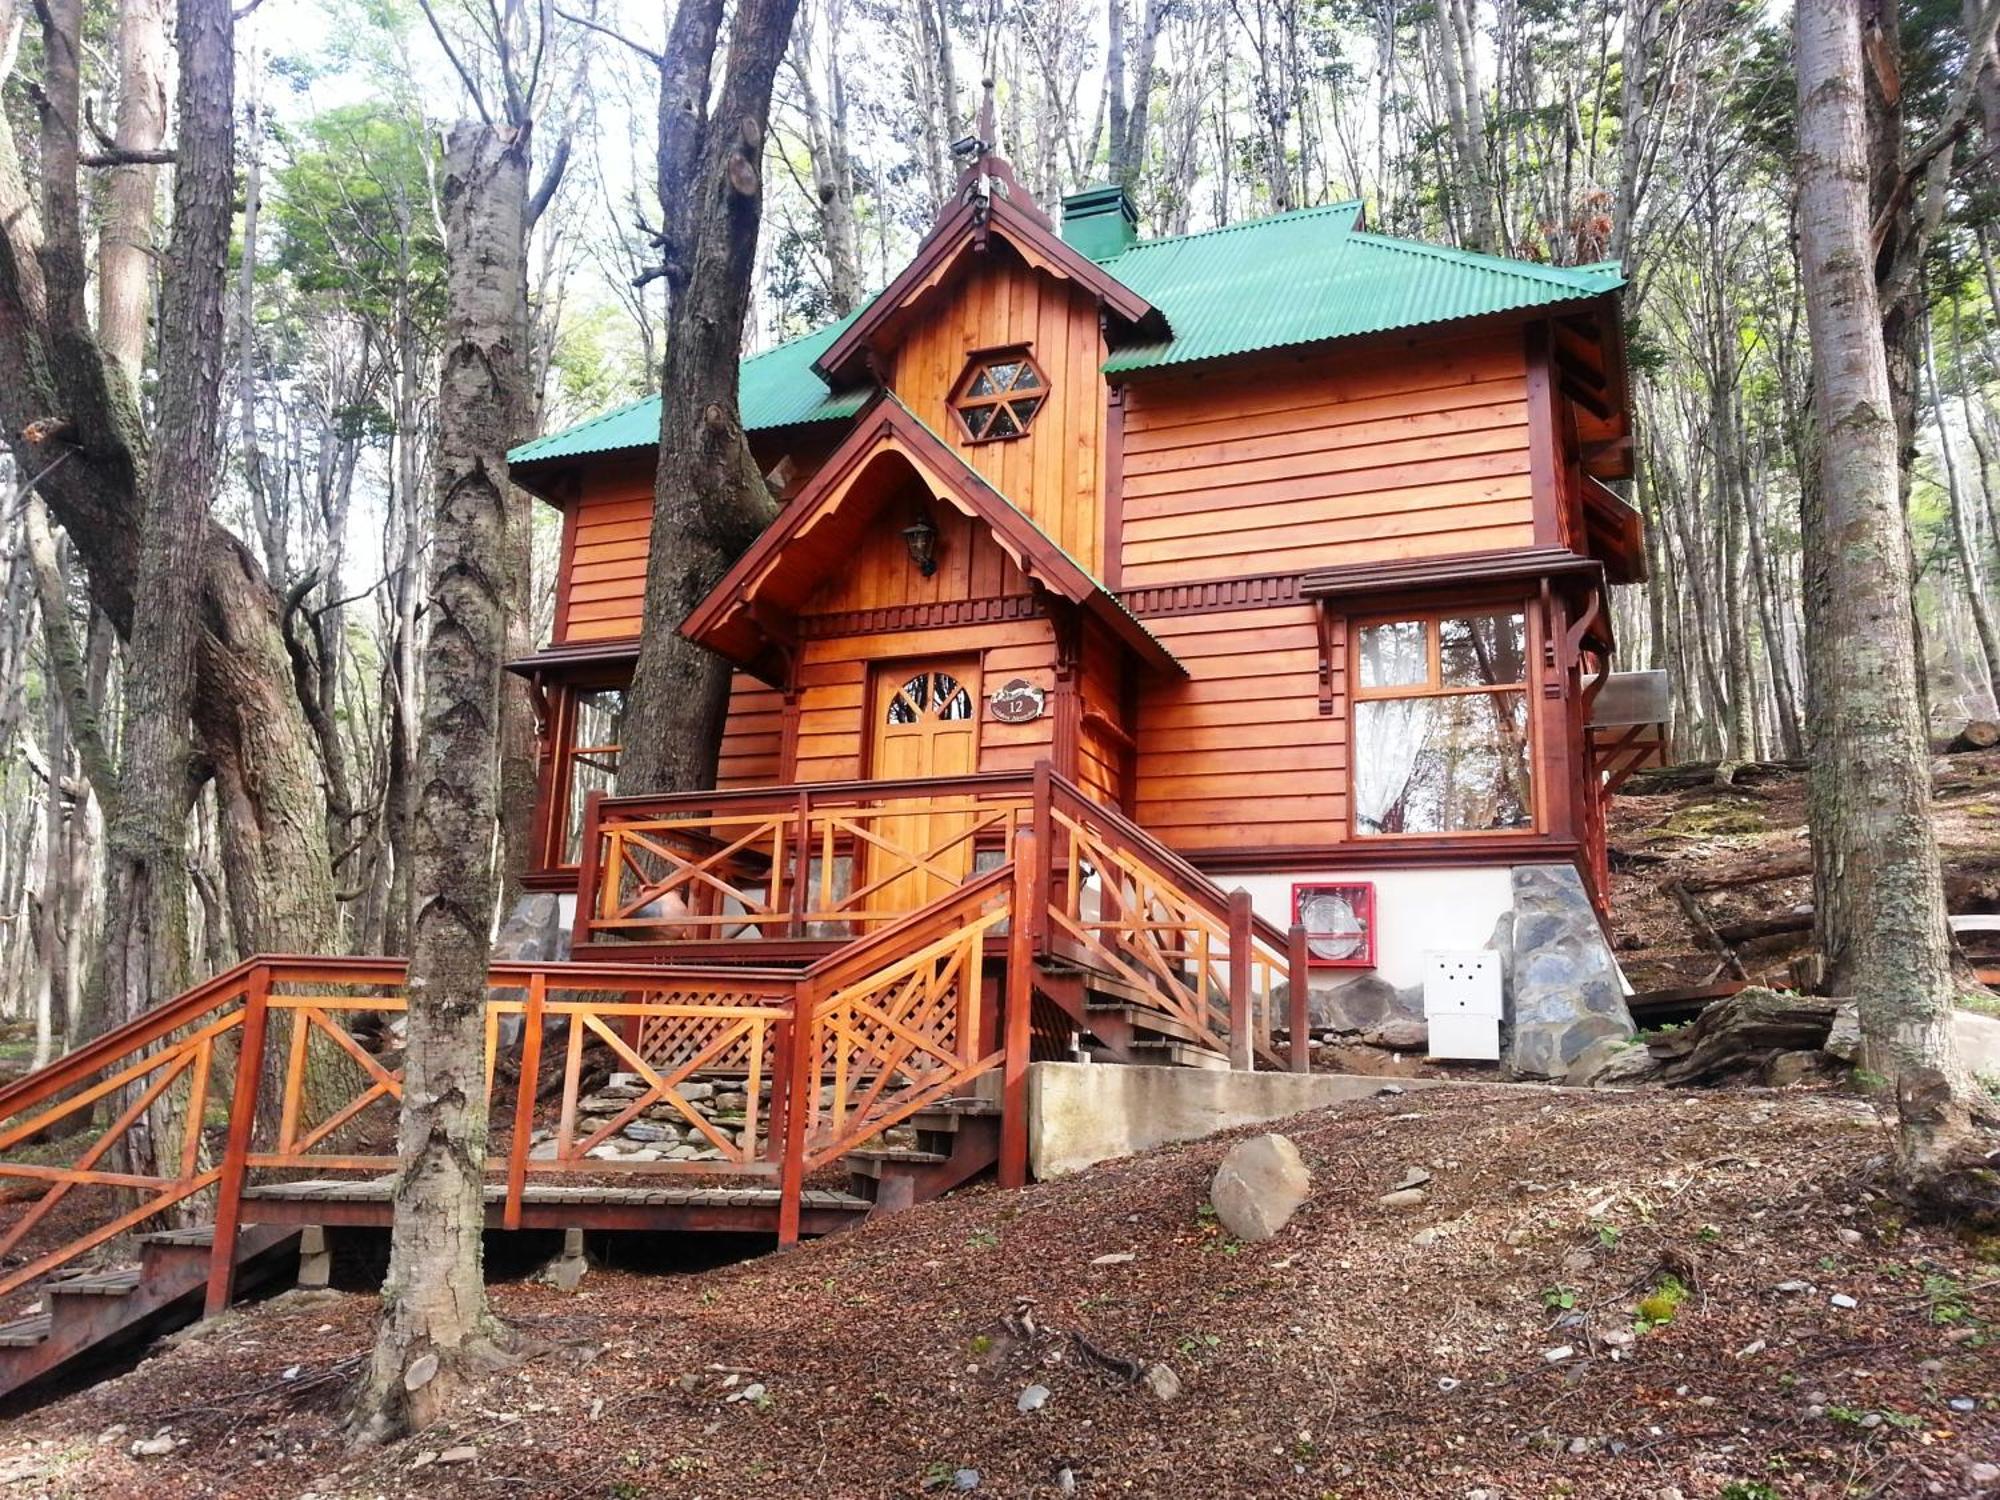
[508,312,869,467]
[513,204,1622,465]
[1095,201,1623,373]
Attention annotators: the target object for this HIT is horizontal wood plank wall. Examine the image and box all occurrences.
[559,478,652,642]
[1076,618,1127,807]
[1117,332,1535,589]
[1132,605,1345,851]
[716,674,783,788]
[791,618,1055,783]
[888,247,1105,573]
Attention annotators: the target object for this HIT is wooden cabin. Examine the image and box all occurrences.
[0,153,1657,1391]
[508,156,1646,1007]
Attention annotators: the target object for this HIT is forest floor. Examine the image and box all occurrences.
[0,1085,1995,1499]
[1604,747,2000,1005]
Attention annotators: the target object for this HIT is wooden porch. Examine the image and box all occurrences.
[0,765,1310,1400]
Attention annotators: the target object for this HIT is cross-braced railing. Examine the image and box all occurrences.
[571,771,1036,946]
[0,764,1313,1317]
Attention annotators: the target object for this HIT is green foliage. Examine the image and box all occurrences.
[1635,1274,1687,1329]
[269,104,445,328]
[1540,1285,1578,1311]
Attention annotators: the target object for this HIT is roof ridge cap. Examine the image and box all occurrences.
[1346,230,1624,287]
[1104,199,1363,258]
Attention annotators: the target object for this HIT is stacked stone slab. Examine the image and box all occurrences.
[531,1072,920,1162]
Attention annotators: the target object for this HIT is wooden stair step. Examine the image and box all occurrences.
[1083,1000,1212,1048]
[139,1227,216,1248]
[844,1148,950,1165]
[0,1315,51,1348]
[1117,1037,1231,1070]
[45,1269,142,1297]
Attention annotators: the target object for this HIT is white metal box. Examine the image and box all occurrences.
[1423,951,1504,1018]
[1426,1012,1502,1061]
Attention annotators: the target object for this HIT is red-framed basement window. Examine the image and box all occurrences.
[1292,881,1375,968]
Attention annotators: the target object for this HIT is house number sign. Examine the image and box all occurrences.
[988,679,1046,724]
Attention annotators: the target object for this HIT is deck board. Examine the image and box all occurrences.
[238,1179,869,1235]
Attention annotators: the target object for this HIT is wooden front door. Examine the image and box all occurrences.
[864,659,982,916]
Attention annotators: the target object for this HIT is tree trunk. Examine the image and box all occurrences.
[1793,0,1985,1188]
[100,0,234,1190]
[1924,308,2000,707]
[349,121,526,1447]
[98,0,169,387]
[619,0,801,794]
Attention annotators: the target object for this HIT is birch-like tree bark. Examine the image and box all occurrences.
[1794,0,1989,1191]
[350,121,526,1446]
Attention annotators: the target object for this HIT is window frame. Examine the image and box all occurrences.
[533,670,632,876]
[949,345,1049,445]
[1347,602,1540,841]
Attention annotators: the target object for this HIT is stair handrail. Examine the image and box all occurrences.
[776,863,1017,1241]
[1034,766,1310,1071]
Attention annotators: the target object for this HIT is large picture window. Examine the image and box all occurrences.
[1351,608,1533,836]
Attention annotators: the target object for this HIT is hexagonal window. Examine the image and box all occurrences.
[951,348,1048,443]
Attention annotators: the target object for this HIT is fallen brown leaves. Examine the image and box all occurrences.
[1,1086,1995,1499]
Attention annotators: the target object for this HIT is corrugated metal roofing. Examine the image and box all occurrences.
[508,312,869,466]
[514,204,1622,464]
[1096,201,1623,373]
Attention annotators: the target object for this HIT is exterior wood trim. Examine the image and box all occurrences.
[1116,573,1306,618]
[1102,381,1126,590]
[1299,546,1602,601]
[1524,321,1563,548]
[506,638,641,678]
[797,595,1041,638]
[815,194,1158,388]
[1187,837,1582,875]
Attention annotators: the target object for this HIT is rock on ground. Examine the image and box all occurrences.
[1208,1133,1310,1240]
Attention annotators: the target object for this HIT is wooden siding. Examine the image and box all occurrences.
[805,499,1033,616]
[558,476,652,643]
[887,247,1106,573]
[1117,332,1536,589]
[716,673,784,789]
[1132,605,1345,851]
[787,618,1056,783]
[1077,618,1128,808]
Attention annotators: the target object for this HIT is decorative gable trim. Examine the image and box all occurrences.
[679,392,1183,681]
[813,192,1161,389]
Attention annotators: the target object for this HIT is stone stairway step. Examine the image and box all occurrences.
[0,1315,51,1348]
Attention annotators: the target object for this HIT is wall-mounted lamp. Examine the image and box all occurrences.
[901,514,940,576]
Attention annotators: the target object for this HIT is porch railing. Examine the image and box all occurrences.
[573,770,1037,946]
[577,763,1309,1070]
[0,764,1309,1312]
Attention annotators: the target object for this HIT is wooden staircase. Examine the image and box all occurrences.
[0,1225,299,1401]
[0,765,1307,1403]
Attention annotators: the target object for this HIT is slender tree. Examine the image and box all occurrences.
[1794,0,1991,1195]
[350,121,527,1445]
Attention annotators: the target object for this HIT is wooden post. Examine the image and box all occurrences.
[1287,923,1311,1074]
[503,971,546,1231]
[1029,761,1053,954]
[789,789,812,938]
[205,963,271,1318]
[776,976,817,1246]
[1227,890,1253,1071]
[999,829,1037,1189]
[569,790,606,951]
